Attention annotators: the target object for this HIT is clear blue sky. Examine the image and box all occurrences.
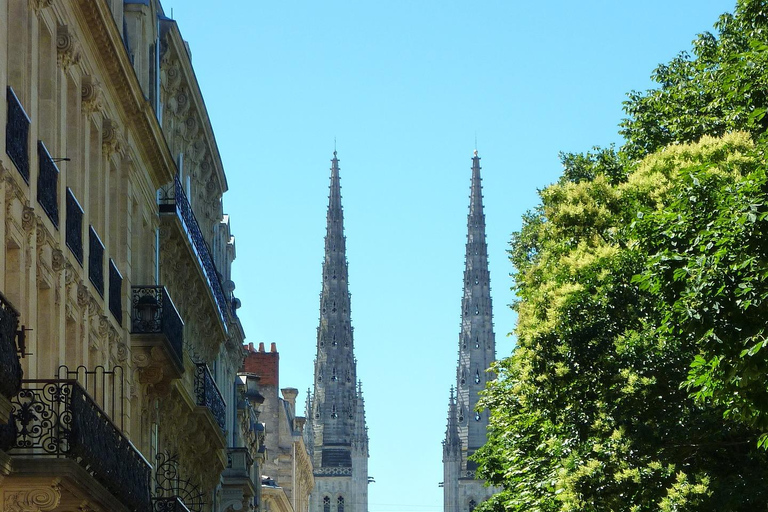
[164,1,736,510]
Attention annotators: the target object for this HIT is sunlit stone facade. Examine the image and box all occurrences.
[0,1,261,510]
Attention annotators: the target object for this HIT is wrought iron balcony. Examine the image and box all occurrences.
[6,87,30,183]
[155,451,204,512]
[159,176,230,329]
[153,497,192,512]
[7,380,151,511]
[0,291,21,401]
[65,188,84,265]
[89,226,104,296]
[37,141,59,228]
[194,363,226,433]
[109,259,122,326]
[131,286,184,372]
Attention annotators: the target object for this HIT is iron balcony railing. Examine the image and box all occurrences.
[155,451,204,512]
[0,291,21,400]
[89,226,105,296]
[109,259,122,326]
[194,363,226,433]
[6,86,30,183]
[8,380,151,511]
[37,141,59,228]
[153,497,192,512]
[159,176,229,329]
[131,286,184,369]
[65,188,84,265]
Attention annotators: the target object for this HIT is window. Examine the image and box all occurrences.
[474,370,481,384]
[323,497,330,512]
[337,496,344,512]
[475,412,481,421]
[469,500,477,512]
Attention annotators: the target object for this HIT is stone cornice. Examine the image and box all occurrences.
[74,0,175,189]
[161,20,228,196]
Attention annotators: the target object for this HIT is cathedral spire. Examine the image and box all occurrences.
[308,151,369,512]
[444,150,497,512]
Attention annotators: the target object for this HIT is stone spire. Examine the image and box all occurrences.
[443,387,460,456]
[308,151,369,512]
[443,150,497,512]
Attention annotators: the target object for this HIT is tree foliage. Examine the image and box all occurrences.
[475,135,768,511]
[473,2,768,509]
[621,0,768,159]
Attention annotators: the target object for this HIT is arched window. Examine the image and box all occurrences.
[323,497,331,512]
[337,496,344,512]
[469,500,477,512]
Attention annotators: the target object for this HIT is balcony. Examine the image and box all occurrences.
[0,292,21,423]
[6,379,151,511]
[66,188,84,265]
[152,497,192,512]
[154,451,204,512]
[89,226,105,296]
[109,259,123,326]
[130,285,184,377]
[6,86,30,183]
[37,141,60,228]
[159,175,229,330]
[194,362,226,433]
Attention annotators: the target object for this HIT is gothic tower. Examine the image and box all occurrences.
[306,151,369,512]
[443,150,497,512]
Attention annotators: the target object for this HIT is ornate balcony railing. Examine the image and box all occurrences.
[89,226,104,296]
[37,141,59,228]
[8,380,151,511]
[131,286,184,368]
[155,451,204,512]
[0,292,21,400]
[6,87,30,183]
[65,188,84,265]
[153,497,192,512]
[159,176,229,329]
[109,259,122,326]
[194,363,226,433]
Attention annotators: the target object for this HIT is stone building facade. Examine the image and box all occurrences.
[443,151,497,512]
[242,342,314,512]
[0,1,261,510]
[305,152,369,512]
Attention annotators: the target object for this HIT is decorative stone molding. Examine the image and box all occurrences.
[21,205,35,233]
[102,119,124,159]
[30,0,54,13]
[2,484,61,511]
[56,25,81,70]
[81,76,103,115]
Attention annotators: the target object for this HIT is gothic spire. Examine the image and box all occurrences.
[456,149,496,454]
[309,150,362,467]
[443,387,460,456]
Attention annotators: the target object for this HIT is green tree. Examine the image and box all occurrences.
[474,135,768,511]
[621,0,768,159]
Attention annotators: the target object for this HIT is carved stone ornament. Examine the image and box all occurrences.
[102,119,124,158]
[81,76,103,115]
[21,204,35,232]
[31,0,54,13]
[51,248,65,272]
[57,25,81,70]
[2,485,61,511]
